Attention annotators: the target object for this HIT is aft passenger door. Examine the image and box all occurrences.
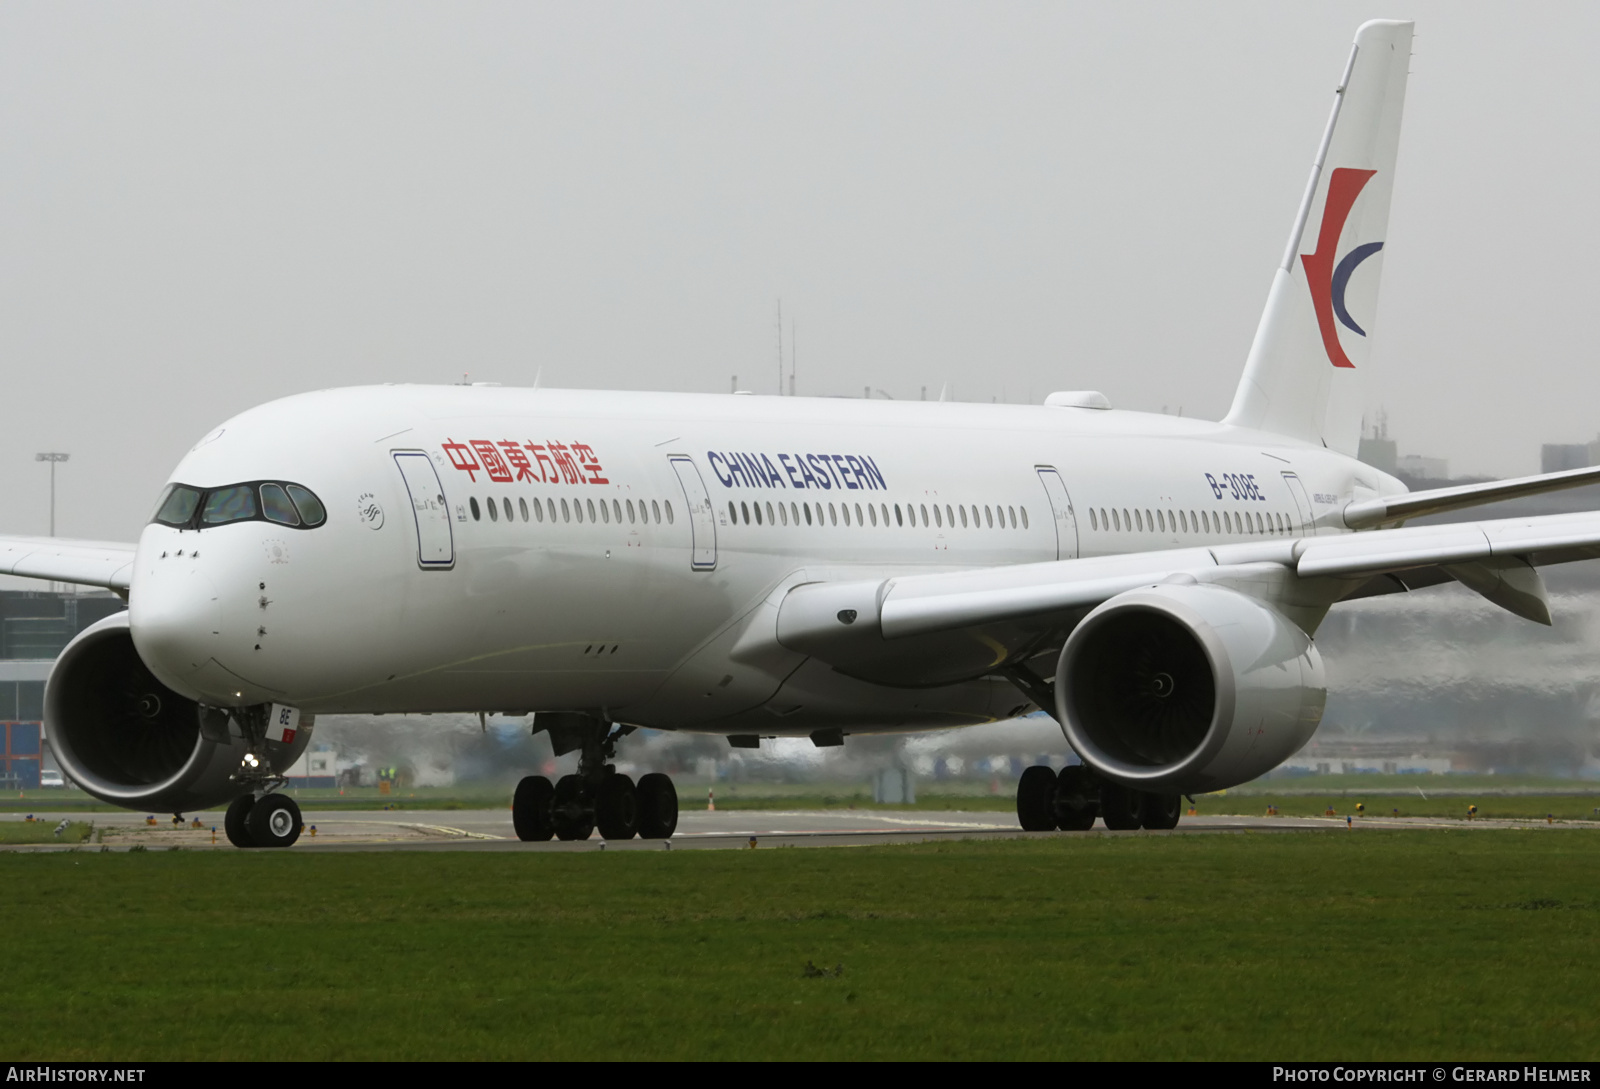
[669,455,717,571]
[1035,466,1080,560]
[1281,472,1315,536]
[393,451,455,569]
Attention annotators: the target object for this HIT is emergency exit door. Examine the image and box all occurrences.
[393,451,455,569]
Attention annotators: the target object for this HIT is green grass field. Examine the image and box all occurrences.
[1,830,1596,1060]
[1195,794,1600,822]
[0,820,92,844]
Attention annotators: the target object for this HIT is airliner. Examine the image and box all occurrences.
[7,20,1598,848]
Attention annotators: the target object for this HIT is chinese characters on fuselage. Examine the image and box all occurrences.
[441,439,608,485]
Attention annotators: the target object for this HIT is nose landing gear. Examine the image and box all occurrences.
[511,714,679,843]
[222,791,304,848]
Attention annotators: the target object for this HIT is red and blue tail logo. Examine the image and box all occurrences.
[1302,167,1384,368]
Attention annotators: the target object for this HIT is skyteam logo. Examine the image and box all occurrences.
[1301,167,1383,368]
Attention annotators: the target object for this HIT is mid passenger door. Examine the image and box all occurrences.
[1035,466,1080,560]
[669,455,718,571]
[393,451,455,569]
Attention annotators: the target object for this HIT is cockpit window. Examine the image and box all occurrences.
[201,486,258,525]
[149,481,328,531]
[259,483,301,526]
[286,485,327,527]
[153,485,202,528]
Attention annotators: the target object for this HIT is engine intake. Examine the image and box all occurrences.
[1055,583,1325,794]
[45,612,308,812]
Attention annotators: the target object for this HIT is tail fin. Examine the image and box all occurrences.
[1223,20,1413,454]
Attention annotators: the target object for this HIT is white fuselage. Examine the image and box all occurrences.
[126,385,1403,735]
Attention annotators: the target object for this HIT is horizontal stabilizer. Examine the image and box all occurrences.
[1342,463,1600,528]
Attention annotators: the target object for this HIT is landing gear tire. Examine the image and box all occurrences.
[246,794,303,848]
[1099,782,1143,830]
[224,794,256,848]
[512,775,556,841]
[596,774,639,841]
[1016,765,1057,831]
[636,773,679,839]
[1139,792,1182,830]
[552,774,594,841]
[1053,765,1099,831]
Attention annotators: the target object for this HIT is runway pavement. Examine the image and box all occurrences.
[6,804,1597,851]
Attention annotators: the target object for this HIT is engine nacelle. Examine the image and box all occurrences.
[45,612,309,813]
[1055,583,1325,795]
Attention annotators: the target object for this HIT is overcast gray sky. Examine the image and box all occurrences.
[2,2,1596,543]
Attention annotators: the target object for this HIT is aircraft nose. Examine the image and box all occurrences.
[129,544,223,700]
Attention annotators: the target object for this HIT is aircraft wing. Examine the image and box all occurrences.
[776,509,1600,666]
[0,536,137,593]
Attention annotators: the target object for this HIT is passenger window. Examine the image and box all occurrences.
[766,502,775,525]
[535,499,545,523]
[470,497,482,521]
[561,498,571,523]
[488,498,499,522]
[881,503,890,526]
[260,484,301,526]
[285,486,327,527]
[741,501,750,524]
[945,504,954,526]
[503,498,514,522]
[651,500,661,523]
[933,505,942,528]
[858,503,866,525]
[1008,506,1016,529]
[520,498,530,522]
[791,502,800,525]
[984,506,992,528]
[804,504,813,525]
[895,504,903,527]
[869,504,878,526]
[664,501,674,524]
[959,505,968,528]
[728,501,737,523]
[754,503,763,526]
[780,503,789,526]
[842,504,851,526]
[1090,509,1098,531]
[1020,507,1028,529]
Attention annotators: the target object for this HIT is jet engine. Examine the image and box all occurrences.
[1055,583,1325,795]
[45,613,309,812]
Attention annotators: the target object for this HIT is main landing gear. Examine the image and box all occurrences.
[1016,764,1182,832]
[512,717,678,842]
